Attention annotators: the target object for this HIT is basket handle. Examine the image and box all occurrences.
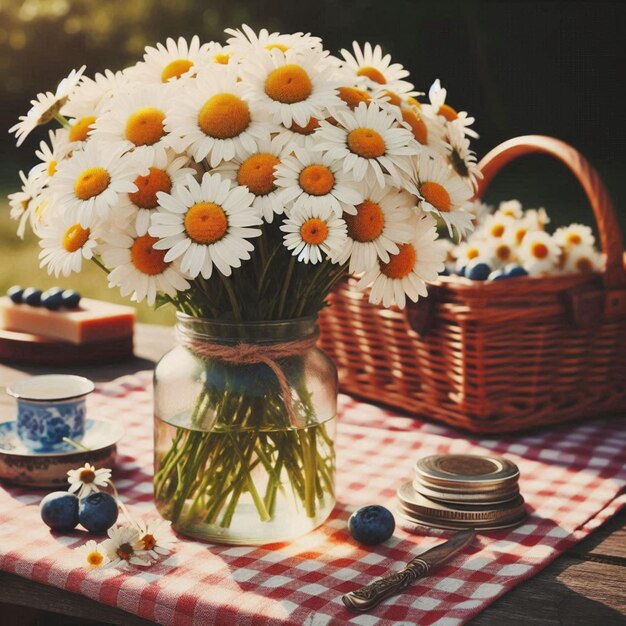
[476,135,626,289]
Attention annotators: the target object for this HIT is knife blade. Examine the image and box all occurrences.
[342,528,475,612]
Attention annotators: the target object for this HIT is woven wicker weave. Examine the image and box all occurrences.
[318,135,626,433]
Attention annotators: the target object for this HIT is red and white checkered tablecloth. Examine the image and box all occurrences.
[1,371,625,626]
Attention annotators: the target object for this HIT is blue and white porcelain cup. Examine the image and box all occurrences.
[7,375,95,453]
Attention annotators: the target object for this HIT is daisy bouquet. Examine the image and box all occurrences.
[9,25,479,539]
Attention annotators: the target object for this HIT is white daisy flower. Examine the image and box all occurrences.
[336,85,373,112]
[164,69,271,167]
[150,172,262,279]
[554,223,595,250]
[479,213,516,241]
[225,23,323,57]
[118,151,195,235]
[214,137,287,223]
[9,66,85,146]
[407,152,474,238]
[356,212,444,308]
[133,36,215,84]
[239,47,341,128]
[454,240,494,272]
[137,518,175,560]
[333,181,415,274]
[273,116,324,152]
[62,69,130,120]
[92,85,172,160]
[280,205,347,264]
[100,227,190,306]
[467,200,493,227]
[495,199,524,220]
[423,79,478,139]
[38,212,100,277]
[77,540,109,570]
[444,119,482,189]
[340,41,415,97]
[562,245,603,274]
[275,147,364,217]
[524,207,550,230]
[520,230,561,274]
[51,141,146,228]
[314,101,419,187]
[102,525,151,568]
[398,101,447,153]
[30,129,75,184]
[67,463,112,497]
[8,169,46,238]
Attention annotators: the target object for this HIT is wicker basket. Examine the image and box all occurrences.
[318,135,626,433]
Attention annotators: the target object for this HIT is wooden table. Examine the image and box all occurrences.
[0,324,624,626]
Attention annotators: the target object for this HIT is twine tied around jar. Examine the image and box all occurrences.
[178,330,320,426]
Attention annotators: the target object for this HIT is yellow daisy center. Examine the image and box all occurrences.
[495,243,512,261]
[567,232,582,245]
[299,164,335,196]
[125,107,166,146]
[438,104,459,121]
[131,235,169,275]
[264,64,312,103]
[198,93,251,139]
[130,167,172,209]
[47,160,57,177]
[490,223,506,238]
[117,543,134,561]
[69,116,96,142]
[384,90,402,106]
[141,533,157,551]
[531,242,549,259]
[576,257,593,272]
[75,167,110,200]
[237,153,280,196]
[406,96,421,108]
[184,202,228,244]
[515,227,527,245]
[86,551,104,567]
[161,59,194,82]
[466,247,479,260]
[357,66,386,84]
[78,468,96,483]
[300,218,329,245]
[213,53,231,64]
[338,86,371,110]
[265,43,289,52]
[289,117,320,135]
[347,128,386,158]
[401,108,428,145]
[420,181,451,212]
[380,243,416,279]
[344,200,385,242]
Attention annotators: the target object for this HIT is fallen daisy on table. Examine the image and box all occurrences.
[77,539,109,570]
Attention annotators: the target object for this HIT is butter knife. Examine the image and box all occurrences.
[342,528,475,612]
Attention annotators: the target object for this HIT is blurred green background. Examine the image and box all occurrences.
[1,0,624,324]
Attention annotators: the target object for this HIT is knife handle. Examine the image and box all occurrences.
[342,558,431,612]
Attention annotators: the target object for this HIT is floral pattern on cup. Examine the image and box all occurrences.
[17,400,86,452]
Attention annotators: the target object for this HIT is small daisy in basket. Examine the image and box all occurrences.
[77,540,109,570]
[67,463,112,497]
[150,172,261,279]
[519,230,561,274]
[561,246,604,274]
[9,66,85,146]
[454,240,494,273]
[554,223,595,251]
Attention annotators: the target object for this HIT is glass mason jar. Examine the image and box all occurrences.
[153,314,337,545]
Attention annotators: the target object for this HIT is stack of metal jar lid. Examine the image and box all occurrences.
[396,453,527,530]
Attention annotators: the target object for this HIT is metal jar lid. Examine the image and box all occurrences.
[412,480,520,505]
[397,481,528,530]
[414,454,520,493]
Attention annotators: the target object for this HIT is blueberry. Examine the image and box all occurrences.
[22,287,43,306]
[7,285,24,303]
[488,269,508,281]
[466,261,491,281]
[348,505,395,545]
[40,491,79,532]
[78,492,118,534]
[504,264,529,278]
[41,287,64,311]
[61,289,81,309]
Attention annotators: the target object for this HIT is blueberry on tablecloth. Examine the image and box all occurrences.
[349,505,395,545]
[22,287,43,306]
[7,285,24,303]
[41,288,64,311]
[40,492,79,532]
[61,289,81,309]
[79,492,119,534]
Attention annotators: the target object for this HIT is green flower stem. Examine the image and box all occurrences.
[52,110,71,129]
